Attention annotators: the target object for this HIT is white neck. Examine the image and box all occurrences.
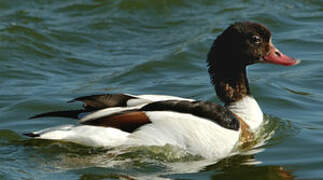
[227,96,263,131]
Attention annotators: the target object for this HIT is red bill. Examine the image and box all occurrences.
[263,41,300,66]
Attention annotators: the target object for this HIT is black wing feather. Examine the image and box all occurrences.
[68,94,137,110]
[140,100,240,130]
[29,94,137,119]
[29,109,86,119]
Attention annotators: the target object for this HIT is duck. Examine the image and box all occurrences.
[25,22,299,159]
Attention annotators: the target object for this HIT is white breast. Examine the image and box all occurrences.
[227,96,264,131]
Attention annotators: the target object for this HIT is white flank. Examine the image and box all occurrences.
[35,125,129,147]
[126,98,152,107]
[227,96,263,131]
[33,111,240,159]
[126,111,240,159]
[133,94,194,102]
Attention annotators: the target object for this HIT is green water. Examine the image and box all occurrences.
[1,0,323,179]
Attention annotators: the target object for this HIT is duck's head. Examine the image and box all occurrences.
[207,22,300,104]
[207,22,300,72]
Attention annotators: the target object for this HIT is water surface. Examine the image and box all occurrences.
[1,0,323,179]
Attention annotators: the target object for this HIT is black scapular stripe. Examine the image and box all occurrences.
[69,94,137,110]
[140,100,239,131]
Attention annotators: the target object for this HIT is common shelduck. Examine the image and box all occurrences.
[25,22,299,159]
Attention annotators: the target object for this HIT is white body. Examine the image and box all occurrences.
[31,94,263,159]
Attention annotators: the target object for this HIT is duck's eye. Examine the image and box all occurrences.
[252,35,261,45]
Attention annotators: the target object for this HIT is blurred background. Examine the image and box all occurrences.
[0,0,322,179]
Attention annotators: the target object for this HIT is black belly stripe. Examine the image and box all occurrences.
[140,100,240,131]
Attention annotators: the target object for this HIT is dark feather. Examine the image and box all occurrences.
[23,132,40,137]
[82,111,151,133]
[29,109,86,119]
[81,100,240,131]
[140,100,240,130]
[68,94,137,110]
[29,94,138,120]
